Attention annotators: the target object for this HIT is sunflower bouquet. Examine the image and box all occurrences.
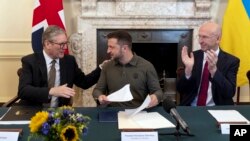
[28,106,90,141]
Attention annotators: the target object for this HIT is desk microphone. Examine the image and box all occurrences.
[163,98,191,135]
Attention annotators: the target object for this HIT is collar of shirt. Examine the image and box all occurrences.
[43,50,59,66]
[203,47,220,62]
[114,54,138,66]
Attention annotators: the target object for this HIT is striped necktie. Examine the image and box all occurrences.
[48,60,56,88]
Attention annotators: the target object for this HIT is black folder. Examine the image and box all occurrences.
[0,106,42,121]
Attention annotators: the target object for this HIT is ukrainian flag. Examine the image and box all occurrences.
[220,0,250,86]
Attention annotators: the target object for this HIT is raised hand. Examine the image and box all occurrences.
[181,46,194,76]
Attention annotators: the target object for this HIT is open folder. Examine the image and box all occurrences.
[118,111,175,130]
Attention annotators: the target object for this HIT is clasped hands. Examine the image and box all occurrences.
[182,46,218,77]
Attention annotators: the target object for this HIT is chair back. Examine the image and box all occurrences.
[236,70,250,105]
[247,70,250,98]
[17,67,22,77]
[247,70,250,83]
[175,66,185,105]
[2,68,22,107]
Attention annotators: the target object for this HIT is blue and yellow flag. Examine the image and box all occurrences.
[220,0,250,86]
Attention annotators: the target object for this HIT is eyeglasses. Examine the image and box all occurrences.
[49,40,69,49]
[197,35,217,40]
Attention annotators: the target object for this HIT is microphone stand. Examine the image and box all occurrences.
[159,122,194,141]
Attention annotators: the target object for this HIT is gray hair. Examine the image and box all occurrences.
[42,25,66,45]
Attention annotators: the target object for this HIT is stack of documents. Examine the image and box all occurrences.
[208,110,250,125]
[118,111,175,130]
[104,84,175,130]
[118,95,175,130]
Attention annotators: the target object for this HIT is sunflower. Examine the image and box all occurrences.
[29,107,90,141]
[29,111,49,133]
[60,125,79,141]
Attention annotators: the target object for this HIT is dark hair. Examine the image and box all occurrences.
[107,30,132,49]
[42,25,66,45]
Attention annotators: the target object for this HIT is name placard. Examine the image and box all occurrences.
[0,132,19,141]
[220,124,230,134]
[121,131,158,141]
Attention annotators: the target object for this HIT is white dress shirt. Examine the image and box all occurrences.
[43,50,60,107]
[191,48,220,106]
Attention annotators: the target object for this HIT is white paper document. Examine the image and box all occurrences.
[118,111,175,130]
[208,110,250,124]
[107,84,133,102]
[0,121,30,125]
[125,95,151,117]
[0,132,19,141]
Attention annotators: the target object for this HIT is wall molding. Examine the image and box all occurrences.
[0,54,23,59]
[0,38,30,43]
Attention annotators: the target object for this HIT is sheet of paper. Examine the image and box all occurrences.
[107,84,133,102]
[0,121,30,125]
[208,110,250,124]
[125,95,151,117]
[118,111,175,130]
[0,131,19,141]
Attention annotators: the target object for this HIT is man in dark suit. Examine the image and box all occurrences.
[18,25,103,107]
[177,21,240,106]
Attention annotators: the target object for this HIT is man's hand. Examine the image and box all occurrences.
[49,84,75,98]
[148,94,159,108]
[99,59,111,69]
[98,95,111,105]
[181,46,194,76]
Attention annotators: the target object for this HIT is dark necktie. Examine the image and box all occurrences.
[48,60,56,88]
[197,61,209,106]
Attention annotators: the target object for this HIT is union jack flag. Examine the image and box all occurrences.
[32,0,68,54]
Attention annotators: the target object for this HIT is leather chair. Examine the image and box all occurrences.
[247,70,250,84]
[247,70,250,100]
[235,70,250,105]
[2,68,22,107]
[175,66,185,105]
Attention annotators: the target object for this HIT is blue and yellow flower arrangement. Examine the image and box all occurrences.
[28,106,90,141]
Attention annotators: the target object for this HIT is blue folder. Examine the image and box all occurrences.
[98,111,118,122]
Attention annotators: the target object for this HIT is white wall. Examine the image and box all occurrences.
[0,0,33,102]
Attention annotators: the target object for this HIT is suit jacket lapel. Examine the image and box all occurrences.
[59,58,67,85]
[35,53,48,85]
[216,50,225,71]
[196,50,204,86]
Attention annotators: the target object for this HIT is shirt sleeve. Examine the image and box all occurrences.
[92,66,108,99]
[146,64,163,102]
